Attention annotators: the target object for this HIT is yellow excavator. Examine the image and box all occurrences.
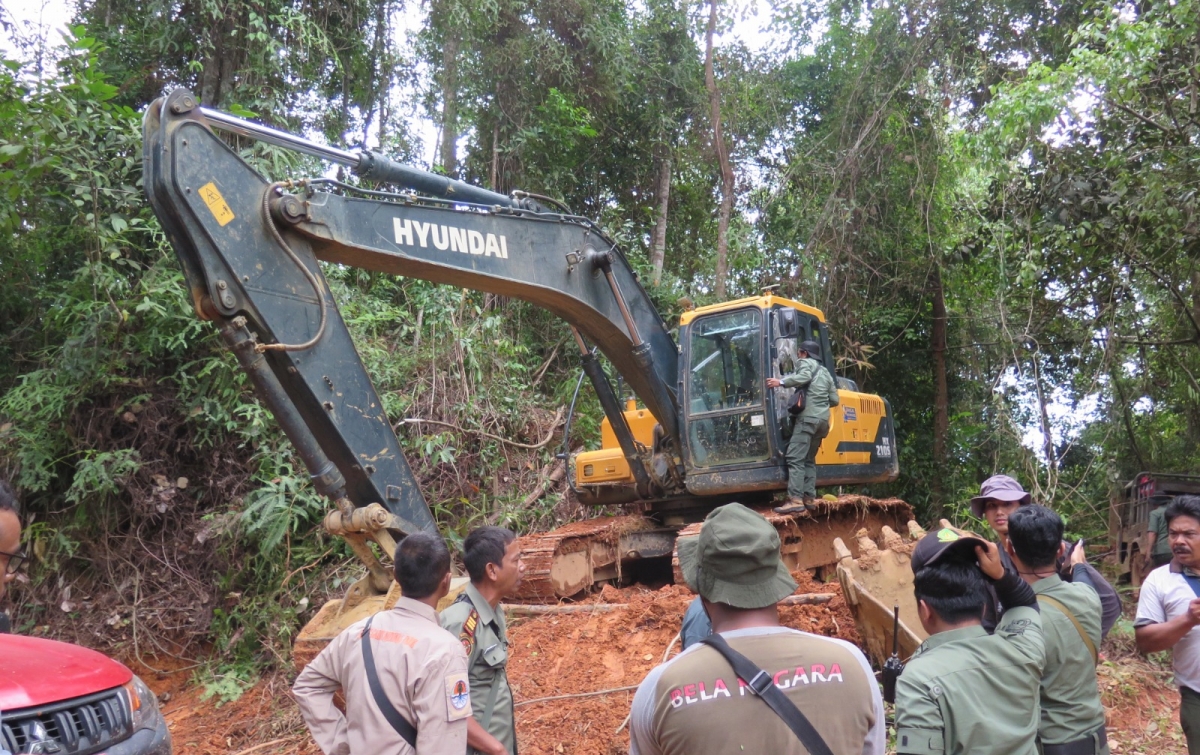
[141,89,909,665]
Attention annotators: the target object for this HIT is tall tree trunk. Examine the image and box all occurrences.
[651,153,671,286]
[440,31,460,173]
[490,122,500,190]
[199,9,245,109]
[704,0,734,299]
[1031,351,1057,477]
[369,0,391,147]
[930,264,949,517]
[1189,267,1200,443]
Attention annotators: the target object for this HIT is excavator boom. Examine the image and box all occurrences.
[143,90,686,554]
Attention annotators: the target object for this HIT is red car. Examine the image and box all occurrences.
[0,633,171,755]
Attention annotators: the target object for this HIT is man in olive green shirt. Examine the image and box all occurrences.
[766,339,839,513]
[1007,505,1108,755]
[895,527,1045,755]
[1147,495,1174,570]
[441,526,524,755]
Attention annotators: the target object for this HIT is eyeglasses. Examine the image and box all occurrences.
[0,549,25,575]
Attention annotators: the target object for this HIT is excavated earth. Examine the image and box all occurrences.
[137,569,853,755]
[138,574,1184,755]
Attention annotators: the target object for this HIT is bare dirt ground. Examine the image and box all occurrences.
[135,572,1186,755]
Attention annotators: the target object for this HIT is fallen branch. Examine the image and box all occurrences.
[231,737,300,755]
[780,593,834,606]
[519,460,566,508]
[502,603,626,616]
[397,406,564,450]
[515,685,639,708]
[531,340,563,388]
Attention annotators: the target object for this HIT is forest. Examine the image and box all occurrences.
[0,0,1198,685]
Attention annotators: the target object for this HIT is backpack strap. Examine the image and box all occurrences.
[1036,594,1098,665]
[361,615,418,748]
[702,634,834,755]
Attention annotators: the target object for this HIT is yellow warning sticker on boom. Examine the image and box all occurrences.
[198,182,235,227]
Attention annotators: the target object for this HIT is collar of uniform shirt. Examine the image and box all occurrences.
[918,624,989,654]
[466,581,500,626]
[1031,575,1065,590]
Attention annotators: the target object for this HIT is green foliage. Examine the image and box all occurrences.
[199,665,257,706]
[240,468,327,555]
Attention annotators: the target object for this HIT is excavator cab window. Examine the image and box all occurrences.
[686,308,770,467]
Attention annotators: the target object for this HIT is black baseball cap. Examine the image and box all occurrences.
[911,527,988,573]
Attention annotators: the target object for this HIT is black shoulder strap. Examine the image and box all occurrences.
[361,615,418,748]
[702,634,834,755]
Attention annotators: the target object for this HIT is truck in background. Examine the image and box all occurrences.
[1110,472,1200,586]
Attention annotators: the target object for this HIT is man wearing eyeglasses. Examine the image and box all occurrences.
[0,479,21,612]
[1135,495,1200,754]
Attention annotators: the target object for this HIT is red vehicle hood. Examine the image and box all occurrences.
[0,634,133,710]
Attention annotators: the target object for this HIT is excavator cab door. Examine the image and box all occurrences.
[682,307,772,471]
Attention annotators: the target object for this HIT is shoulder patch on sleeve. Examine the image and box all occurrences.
[999,617,1033,636]
[446,672,472,721]
[459,608,480,654]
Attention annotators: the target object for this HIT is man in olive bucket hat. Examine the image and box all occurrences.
[630,503,884,755]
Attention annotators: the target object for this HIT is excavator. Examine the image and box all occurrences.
[141,88,912,666]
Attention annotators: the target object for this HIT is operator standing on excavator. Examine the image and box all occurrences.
[441,527,524,755]
[767,340,839,515]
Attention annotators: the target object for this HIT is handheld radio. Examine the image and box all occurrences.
[881,604,904,703]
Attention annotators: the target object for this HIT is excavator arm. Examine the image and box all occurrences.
[142,90,683,591]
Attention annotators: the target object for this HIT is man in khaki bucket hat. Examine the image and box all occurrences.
[629,503,884,755]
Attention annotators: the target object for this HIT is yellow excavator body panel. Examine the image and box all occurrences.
[575,400,656,485]
[818,391,890,465]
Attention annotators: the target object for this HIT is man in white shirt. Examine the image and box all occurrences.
[1135,495,1200,754]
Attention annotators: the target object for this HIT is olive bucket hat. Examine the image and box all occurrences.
[677,503,798,609]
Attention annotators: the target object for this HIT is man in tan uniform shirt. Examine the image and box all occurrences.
[630,503,884,755]
[294,532,472,755]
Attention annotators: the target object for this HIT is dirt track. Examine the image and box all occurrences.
[139,575,1185,755]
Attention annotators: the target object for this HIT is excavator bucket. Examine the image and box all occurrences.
[833,520,929,667]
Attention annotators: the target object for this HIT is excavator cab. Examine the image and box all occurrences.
[573,294,899,508]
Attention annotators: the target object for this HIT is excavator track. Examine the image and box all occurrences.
[514,515,677,602]
[515,495,913,603]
